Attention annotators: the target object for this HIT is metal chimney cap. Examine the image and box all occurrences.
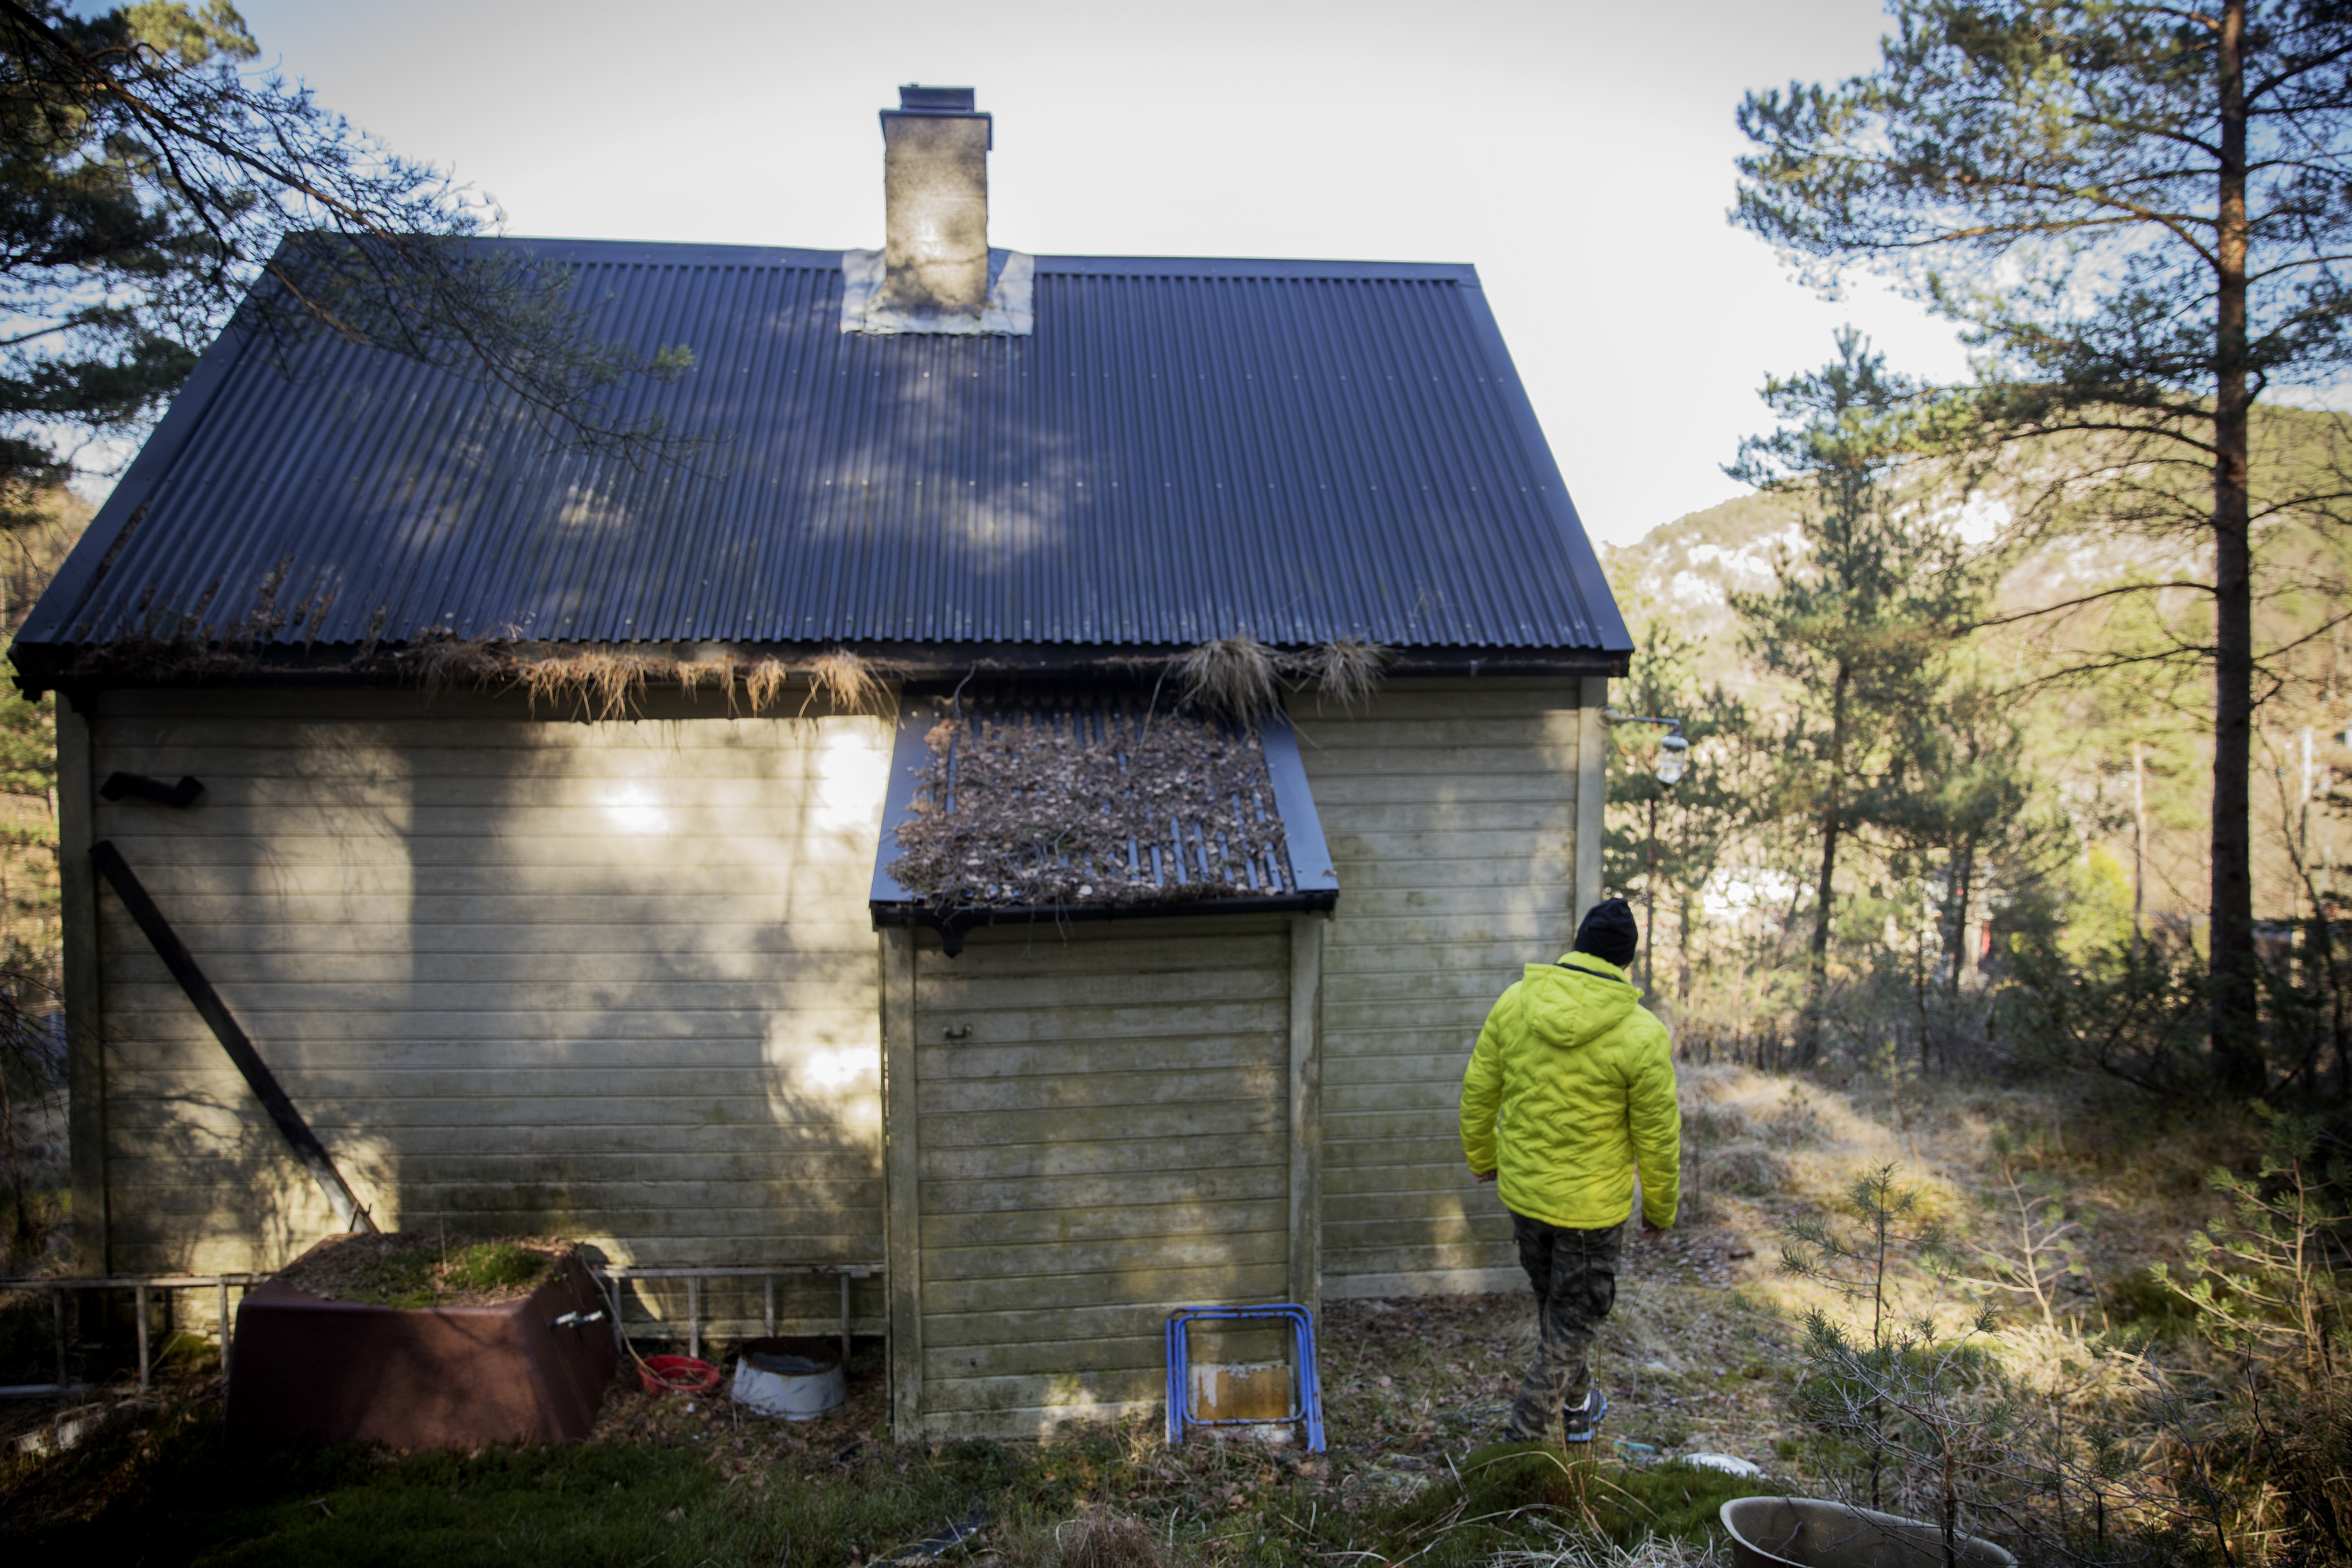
[882,85,991,149]
[898,85,976,112]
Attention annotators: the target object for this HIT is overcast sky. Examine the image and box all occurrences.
[224,0,1971,547]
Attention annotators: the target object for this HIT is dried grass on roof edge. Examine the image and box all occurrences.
[1172,634,1392,718]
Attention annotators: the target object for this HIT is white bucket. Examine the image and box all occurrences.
[729,1336,846,1421]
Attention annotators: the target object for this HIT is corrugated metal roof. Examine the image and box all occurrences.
[22,240,1629,658]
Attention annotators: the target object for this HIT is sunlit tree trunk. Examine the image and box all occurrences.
[1799,663,1850,1065]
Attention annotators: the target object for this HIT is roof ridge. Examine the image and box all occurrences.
[401,236,1479,282]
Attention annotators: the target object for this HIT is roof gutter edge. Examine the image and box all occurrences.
[870,891,1339,958]
[12,643,1629,701]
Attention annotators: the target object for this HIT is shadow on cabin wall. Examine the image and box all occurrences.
[91,684,894,1344]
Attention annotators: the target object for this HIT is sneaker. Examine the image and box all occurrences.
[1561,1386,1608,1444]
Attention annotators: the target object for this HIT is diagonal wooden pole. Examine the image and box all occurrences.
[89,840,375,1233]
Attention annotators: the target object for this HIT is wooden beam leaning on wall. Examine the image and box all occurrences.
[879,926,921,1439]
[1288,914,1323,1313]
[56,700,105,1275]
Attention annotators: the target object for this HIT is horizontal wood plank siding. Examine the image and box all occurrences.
[1291,680,1585,1297]
[912,918,1290,1437]
[88,689,889,1332]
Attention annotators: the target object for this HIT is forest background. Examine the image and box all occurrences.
[1599,383,2352,1095]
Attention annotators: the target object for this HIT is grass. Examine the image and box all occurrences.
[1362,1444,1769,1562]
[2,1392,1766,1568]
[1,1067,2264,1565]
[338,1241,556,1310]
[10,1402,1013,1567]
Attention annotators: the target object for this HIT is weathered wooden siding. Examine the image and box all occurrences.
[81,688,889,1331]
[899,917,1295,1439]
[1292,678,1589,1297]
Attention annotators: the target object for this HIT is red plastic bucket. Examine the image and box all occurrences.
[638,1354,720,1395]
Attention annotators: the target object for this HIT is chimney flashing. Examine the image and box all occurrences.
[841,246,1033,336]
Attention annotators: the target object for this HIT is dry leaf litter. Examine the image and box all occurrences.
[887,698,1294,912]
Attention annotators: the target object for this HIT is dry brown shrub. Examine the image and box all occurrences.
[519,653,657,720]
[802,648,885,715]
[409,634,508,696]
[1301,637,1390,706]
[1054,1516,1164,1568]
[1715,1147,1792,1196]
[1173,633,1283,720]
[743,658,790,714]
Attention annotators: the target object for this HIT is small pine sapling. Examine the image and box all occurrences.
[1970,1131,2089,1331]
[1781,1164,2009,1566]
[2157,1110,2352,1561]
[1789,1306,2005,1568]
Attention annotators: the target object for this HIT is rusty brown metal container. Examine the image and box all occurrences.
[226,1248,616,1449]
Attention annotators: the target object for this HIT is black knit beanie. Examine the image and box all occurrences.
[1572,898,1639,968]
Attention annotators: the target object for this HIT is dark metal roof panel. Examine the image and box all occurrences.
[24,240,1631,654]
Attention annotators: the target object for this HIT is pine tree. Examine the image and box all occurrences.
[1729,329,1984,1065]
[0,1,694,521]
[1735,0,2352,1089]
[1603,618,1751,1007]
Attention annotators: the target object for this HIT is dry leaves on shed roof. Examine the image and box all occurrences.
[886,698,1295,913]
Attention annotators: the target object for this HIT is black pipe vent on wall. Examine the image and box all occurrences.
[100,772,205,808]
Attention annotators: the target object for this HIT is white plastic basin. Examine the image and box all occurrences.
[729,1336,847,1421]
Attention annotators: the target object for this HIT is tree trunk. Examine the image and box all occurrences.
[1914,887,1932,1075]
[2132,741,2147,966]
[1799,664,1850,1065]
[1945,840,1976,1003]
[1643,793,1657,992]
[2211,0,2263,1093]
[1678,885,1694,1004]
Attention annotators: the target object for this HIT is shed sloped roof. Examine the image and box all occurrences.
[870,689,1338,949]
[23,241,1629,659]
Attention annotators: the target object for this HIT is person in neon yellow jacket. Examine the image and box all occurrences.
[1460,897,1681,1444]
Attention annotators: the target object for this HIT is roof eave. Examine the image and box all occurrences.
[11,638,1629,703]
[870,889,1340,958]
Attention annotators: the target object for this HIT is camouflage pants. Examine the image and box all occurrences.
[1505,1213,1623,1440]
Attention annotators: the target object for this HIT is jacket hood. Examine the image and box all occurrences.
[1516,954,1641,1051]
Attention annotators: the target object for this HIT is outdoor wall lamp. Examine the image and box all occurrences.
[1605,710,1690,785]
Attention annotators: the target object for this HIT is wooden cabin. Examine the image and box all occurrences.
[14,88,1631,1439]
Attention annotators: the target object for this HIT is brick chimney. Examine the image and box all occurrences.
[878,86,992,318]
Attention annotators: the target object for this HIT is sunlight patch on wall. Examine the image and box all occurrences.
[599,782,671,836]
[813,722,888,833]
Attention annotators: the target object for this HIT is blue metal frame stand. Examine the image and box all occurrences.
[1164,1303,1326,1452]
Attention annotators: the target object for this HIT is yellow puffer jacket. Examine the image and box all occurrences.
[1459,954,1681,1230]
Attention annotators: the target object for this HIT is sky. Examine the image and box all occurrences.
[219,0,1972,547]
